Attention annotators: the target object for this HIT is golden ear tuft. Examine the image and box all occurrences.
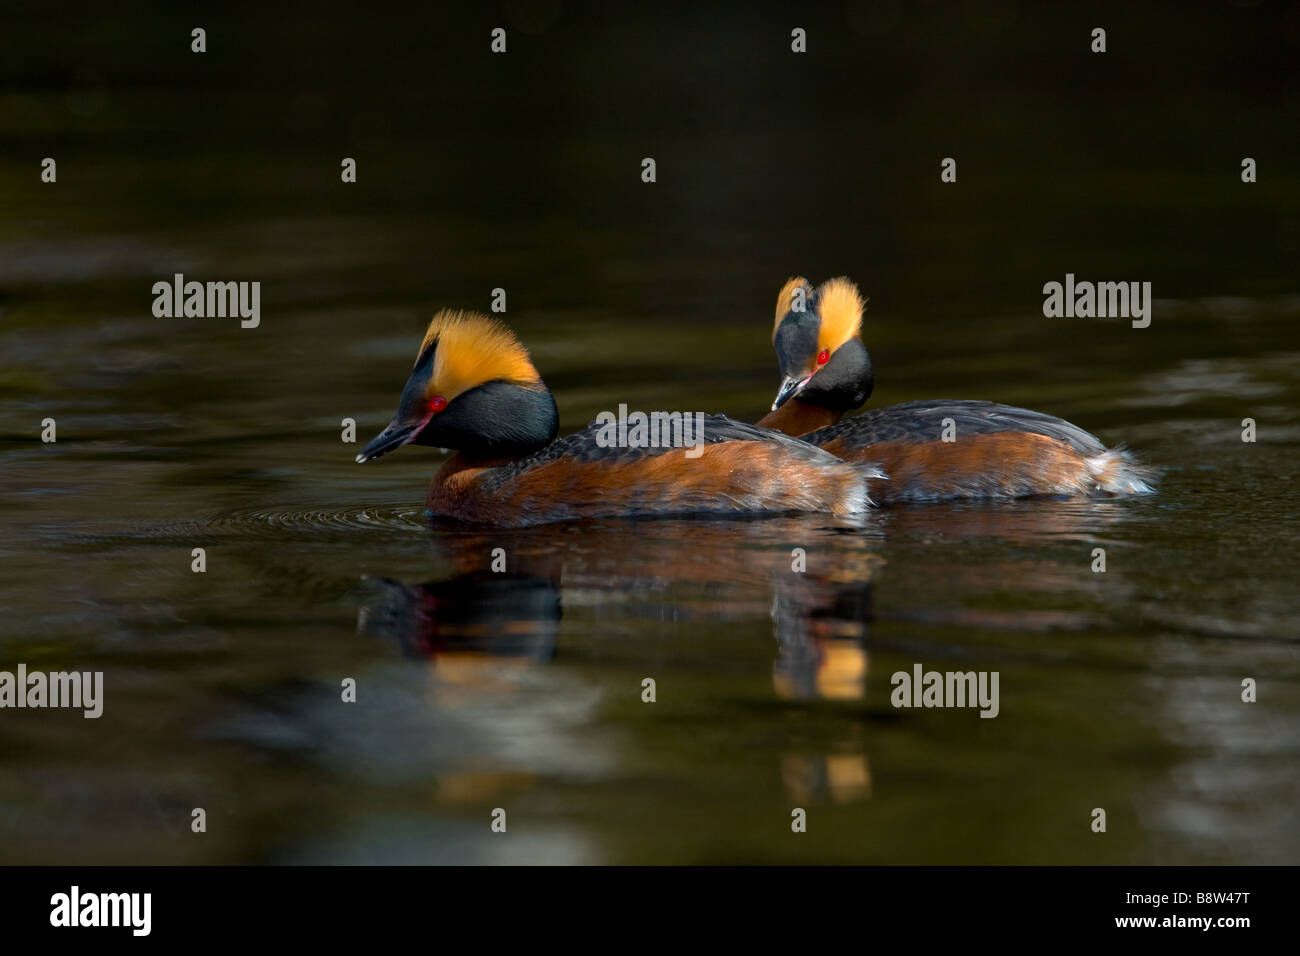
[772,276,812,341]
[418,309,544,402]
[815,277,866,354]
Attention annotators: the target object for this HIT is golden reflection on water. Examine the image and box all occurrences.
[782,753,873,805]
[358,518,882,704]
[349,502,1162,820]
[354,517,884,813]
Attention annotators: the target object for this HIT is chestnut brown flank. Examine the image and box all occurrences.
[819,432,1095,503]
[428,441,864,525]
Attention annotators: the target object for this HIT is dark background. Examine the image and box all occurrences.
[6,0,1298,317]
[1,1,1297,866]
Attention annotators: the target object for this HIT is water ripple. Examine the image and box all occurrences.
[31,504,429,547]
[208,505,429,537]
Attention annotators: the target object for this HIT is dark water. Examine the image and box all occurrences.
[2,3,1299,864]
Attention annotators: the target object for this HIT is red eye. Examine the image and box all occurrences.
[430,395,447,413]
[817,349,830,366]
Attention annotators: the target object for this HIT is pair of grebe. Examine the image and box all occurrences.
[357,279,1154,526]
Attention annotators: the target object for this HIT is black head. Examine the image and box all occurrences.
[785,337,873,413]
[769,276,873,414]
[357,310,559,463]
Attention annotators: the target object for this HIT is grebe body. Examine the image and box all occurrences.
[758,277,1155,503]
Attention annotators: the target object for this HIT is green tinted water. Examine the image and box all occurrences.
[2,4,1298,864]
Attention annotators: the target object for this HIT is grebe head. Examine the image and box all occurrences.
[357,310,559,463]
[770,276,873,413]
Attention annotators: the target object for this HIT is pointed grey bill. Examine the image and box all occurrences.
[356,419,422,463]
[771,373,813,411]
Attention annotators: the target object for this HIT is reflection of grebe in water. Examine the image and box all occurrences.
[358,571,560,663]
[355,520,881,707]
[770,564,875,702]
[354,525,885,809]
[357,528,566,671]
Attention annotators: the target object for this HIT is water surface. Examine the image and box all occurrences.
[2,3,1298,864]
